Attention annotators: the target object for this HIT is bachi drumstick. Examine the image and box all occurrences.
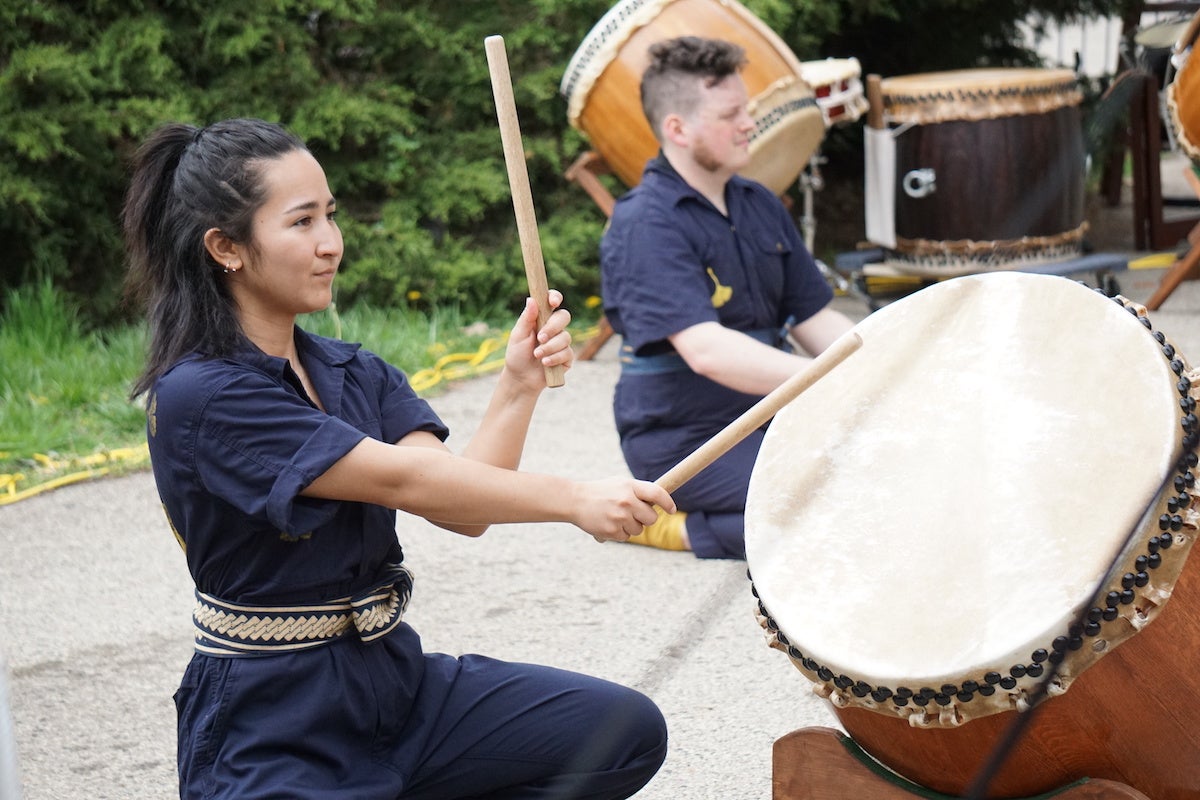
[654,331,863,493]
[484,34,566,388]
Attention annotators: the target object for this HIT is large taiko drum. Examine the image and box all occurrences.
[746,273,1200,798]
[559,0,826,196]
[875,68,1087,276]
[1168,11,1200,165]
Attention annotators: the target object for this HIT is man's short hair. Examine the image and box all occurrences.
[640,36,748,140]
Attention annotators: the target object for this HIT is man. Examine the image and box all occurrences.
[600,36,856,559]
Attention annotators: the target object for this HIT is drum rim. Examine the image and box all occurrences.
[559,0,676,125]
[1132,14,1193,50]
[1166,9,1200,161]
[741,82,826,192]
[885,224,1089,275]
[746,76,823,146]
[880,66,1077,92]
[881,67,1082,125]
[799,56,863,84]
[1168,58,1200,164]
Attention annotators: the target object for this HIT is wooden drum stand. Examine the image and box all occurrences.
[771,727,1148,800]
[1146,164,1200,310]
[563,151,617,361]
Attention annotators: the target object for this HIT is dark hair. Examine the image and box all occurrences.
[640,36,747,140]
[122,118,308,398]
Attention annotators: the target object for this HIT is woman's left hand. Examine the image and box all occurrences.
[505,289,573,389]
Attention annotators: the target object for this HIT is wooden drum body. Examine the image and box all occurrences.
[746,273,1200,798]
[560,0,825,195]
[878,69,1087,275]
[1168,11,1200,165]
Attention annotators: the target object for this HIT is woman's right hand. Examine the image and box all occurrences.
[572,478,676,543]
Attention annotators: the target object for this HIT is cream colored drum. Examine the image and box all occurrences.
[1136,16,1194,52]
[560,0,826,195]
[746,273,1200,798]
[799,57,868,127]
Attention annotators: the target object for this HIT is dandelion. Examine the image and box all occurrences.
[585,295,602,309]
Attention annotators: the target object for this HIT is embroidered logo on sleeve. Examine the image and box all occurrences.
[707,267,732,308]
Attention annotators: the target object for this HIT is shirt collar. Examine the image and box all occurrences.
[229,326,362,379]
[642,151,754,211]
[295,326,362,367]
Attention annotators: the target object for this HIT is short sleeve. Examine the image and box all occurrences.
[601,203,719,353]
[196,370,369,533]
[357,349,449,445]
[150,360,366,535]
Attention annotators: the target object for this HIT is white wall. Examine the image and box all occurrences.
[1020,14,1124,77]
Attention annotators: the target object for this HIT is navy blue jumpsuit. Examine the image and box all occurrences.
[600,156,833,559]
[147,327,667,799]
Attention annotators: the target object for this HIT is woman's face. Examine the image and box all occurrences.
[232,149,343,324]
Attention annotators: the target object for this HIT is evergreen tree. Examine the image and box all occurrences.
[0,0,1134,323]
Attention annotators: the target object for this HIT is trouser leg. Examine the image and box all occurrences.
[402,654,668,800]
[623,428,761,560]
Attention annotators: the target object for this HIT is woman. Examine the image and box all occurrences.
[122,118,674,799]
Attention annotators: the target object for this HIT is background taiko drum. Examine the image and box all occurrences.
[561,0,826,196]
[878,68,1087,274]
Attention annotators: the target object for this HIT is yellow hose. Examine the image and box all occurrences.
[0,324,601,506]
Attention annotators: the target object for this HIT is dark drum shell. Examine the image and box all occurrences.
[881,68,1087,275]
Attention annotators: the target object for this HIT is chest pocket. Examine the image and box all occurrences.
[703,224,792,328]
[747,222,794,320]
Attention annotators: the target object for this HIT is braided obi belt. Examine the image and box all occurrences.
[619,326,788,375]
[192,563,414,657]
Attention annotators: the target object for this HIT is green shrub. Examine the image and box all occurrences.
[0,0,1130,325]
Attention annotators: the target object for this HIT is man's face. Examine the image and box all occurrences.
[684,73,755,175]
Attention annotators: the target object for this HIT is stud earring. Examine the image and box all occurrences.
[223,262,238,274]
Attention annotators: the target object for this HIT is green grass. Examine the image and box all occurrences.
[299,299,510,391]
[0,281,149,476]
[0,283,590,484]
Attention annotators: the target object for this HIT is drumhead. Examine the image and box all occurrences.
[1134,16,1192,50]
[882,68,1081,124]
[799,57,861,86]
[746,273,1187,720]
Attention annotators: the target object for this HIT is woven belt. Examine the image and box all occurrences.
[192,564,413,657]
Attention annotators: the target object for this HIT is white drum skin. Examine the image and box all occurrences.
[746,273,1199,728]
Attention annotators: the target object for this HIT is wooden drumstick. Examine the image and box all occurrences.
[654,331,863,494]
[485,35,566,388]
